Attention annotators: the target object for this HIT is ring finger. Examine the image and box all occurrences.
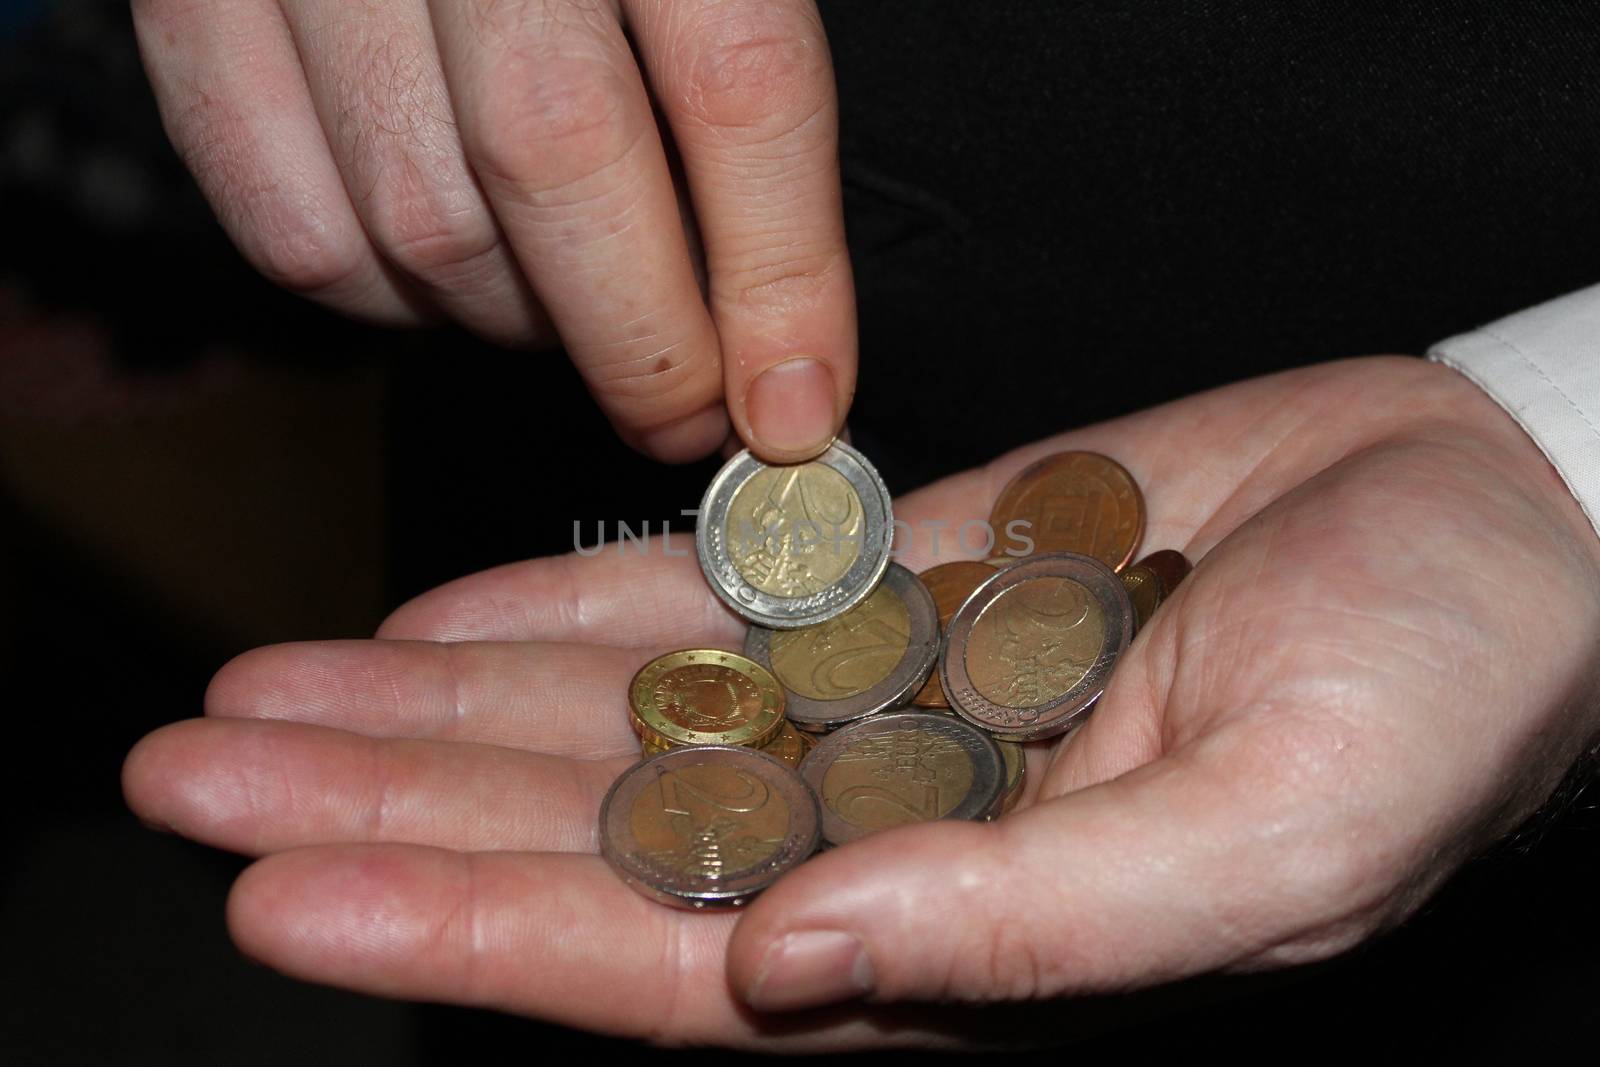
[281,0,548,343]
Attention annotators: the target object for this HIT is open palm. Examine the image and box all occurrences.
[125,357,1600,1049]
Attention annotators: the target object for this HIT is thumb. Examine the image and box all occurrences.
[727,736,1386,1012]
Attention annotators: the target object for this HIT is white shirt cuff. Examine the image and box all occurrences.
[1428,283,1600,540]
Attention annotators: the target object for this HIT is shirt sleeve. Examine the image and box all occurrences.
[1428,283,1600,540]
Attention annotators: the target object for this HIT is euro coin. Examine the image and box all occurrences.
[1138,548,1193,594]
[744,563,938,732]
[628,649,785,749]
[697,440,893,630]
[1121,549,1193,631]
[599,746,820,909]
[987,451,1144,571]
[798,712,1005,846]
[910,560,999,708]
[997,740,1026,814]
[942,552,1133,741]
[759,720,814,769]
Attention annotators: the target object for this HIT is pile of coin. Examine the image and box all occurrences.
[599,441,1191,909]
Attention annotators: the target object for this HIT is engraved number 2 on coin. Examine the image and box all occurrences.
[655,768,770,823]
[835,783,940,824]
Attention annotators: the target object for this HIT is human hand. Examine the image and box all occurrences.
[123,357,1600,1049]
[132,0,853,462]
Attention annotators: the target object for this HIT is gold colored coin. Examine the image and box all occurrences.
[964,576,1107,708]
[768,581,911,701]
[910,561,998,708]
[724,462,864,597]
[1121,549,1193,631]
[988,452,1144,571]
[1121,565,1162,631]
[629,650,785,748]
[626,759,791,877]
[759,721,813,769]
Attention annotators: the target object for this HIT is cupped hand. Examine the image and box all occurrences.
[123,357,1600,1049]
[132,0,853,462]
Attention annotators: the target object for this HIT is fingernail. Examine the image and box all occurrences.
[744,930,874,1012]
[744,358,837,458]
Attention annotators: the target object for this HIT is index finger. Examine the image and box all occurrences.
[626,0,854,462]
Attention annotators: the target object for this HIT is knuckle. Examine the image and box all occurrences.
[586,336,717,412]
[720,246,846,315]
[378,209,503,286]
[677,8,830,139]
[468,54,639,195]
[161,88,369,296]
[252,224,369,296]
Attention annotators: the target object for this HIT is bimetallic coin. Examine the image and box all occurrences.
[798,712,1004,846]
[629,650,784,749]
[987,451,1145,571]
[600,746,820,909]
[943,553,1133,741]
[910,561,1000,708]
[1121,549,1193,631]
[997,740,1026,815]
[697,441,894,630]
[744,564,938,732]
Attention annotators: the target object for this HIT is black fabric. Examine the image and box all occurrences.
[819,0,1600,484]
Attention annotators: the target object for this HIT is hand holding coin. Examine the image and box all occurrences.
[125,358,1600,1049]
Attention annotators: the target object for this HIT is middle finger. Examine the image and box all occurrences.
[431,0,729,461]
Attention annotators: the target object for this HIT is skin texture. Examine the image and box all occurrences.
[123,356,1600,1049]
[129,0,855,463]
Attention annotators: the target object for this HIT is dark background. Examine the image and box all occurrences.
[2,1,1596,1062]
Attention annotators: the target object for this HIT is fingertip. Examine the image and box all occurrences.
[122,725,181,832]
[741,356,840,461]
[226,845,451,986]
[741,930,874,1013]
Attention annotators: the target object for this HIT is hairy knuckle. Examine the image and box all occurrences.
[469,54,636,193]
[380,210,503,284]
[677,11,830,139]
[161,89,368,296]
[253,224,368,296]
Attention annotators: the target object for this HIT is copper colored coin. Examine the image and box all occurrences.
[1138,549,1192,594]
[1122,549,1194,631]
[987,452,1145,571]
[910,561,1000,708]
[759,720,814,769]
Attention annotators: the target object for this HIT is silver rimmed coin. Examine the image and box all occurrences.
[798,712,1004,846]
[743,563,939,732]
[599,745,820,910]
[696,440,893,630]
[942,552,1133,741]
